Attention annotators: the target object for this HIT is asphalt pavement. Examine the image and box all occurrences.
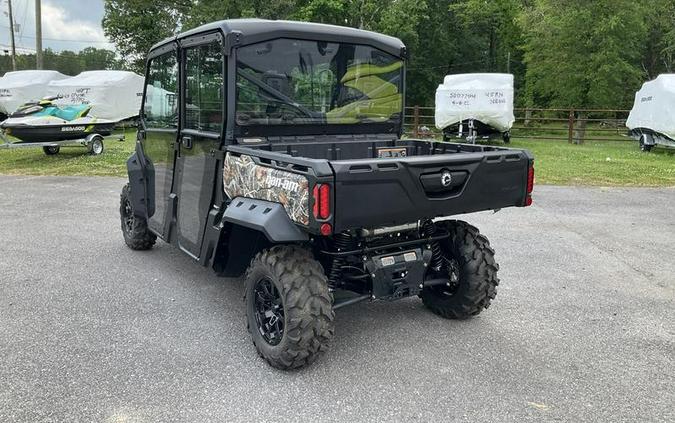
[0,175,673,422]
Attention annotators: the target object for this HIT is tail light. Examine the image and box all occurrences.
[312,183,331,219]
[525,164,534,206]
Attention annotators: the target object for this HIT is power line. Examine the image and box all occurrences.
[0,24,112,44]
[18,0,28,42]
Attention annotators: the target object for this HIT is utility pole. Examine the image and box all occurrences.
[7,0,16,71]
[35,0,42,69]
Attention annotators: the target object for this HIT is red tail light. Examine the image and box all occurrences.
[312,185,320,218]
[525,164,534,206]
[312,183,331,219]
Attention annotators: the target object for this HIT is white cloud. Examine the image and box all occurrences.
[41,2,113,50]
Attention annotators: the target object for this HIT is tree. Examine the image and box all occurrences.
[103,0,191,72]
[0,48,120,76]
[520,0,647,142]
[78,47,121,70]
[640,0,675,78]
[449,0,523,73]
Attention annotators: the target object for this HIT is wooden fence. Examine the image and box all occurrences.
[404,106,632,143]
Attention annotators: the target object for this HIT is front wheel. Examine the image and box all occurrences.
[421,220,499,319]
[244,246,334,370]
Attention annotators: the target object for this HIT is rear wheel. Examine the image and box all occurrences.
[119,183,156,250]
[503,132,511,144]
[42,146,60,155]
[421,220,499,319]
[245,245,334,370]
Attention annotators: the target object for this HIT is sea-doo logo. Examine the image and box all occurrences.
[266,174,300,193]
[61,126,85,132]
[441,171,453,187]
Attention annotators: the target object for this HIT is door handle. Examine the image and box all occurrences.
[181,136,193,149]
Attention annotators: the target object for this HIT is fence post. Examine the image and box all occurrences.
[567,109,574,144]
[413,105,420,138]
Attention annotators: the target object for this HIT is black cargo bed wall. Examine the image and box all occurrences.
[242,137,512,161]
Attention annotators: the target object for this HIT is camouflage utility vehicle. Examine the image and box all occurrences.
[120,19,535,369]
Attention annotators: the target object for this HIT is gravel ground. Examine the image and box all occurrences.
[0,175,673,422]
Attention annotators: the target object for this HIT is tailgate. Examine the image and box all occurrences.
[330,149,532,232]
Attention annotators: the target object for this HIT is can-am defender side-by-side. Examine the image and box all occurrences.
[120,20,534,370]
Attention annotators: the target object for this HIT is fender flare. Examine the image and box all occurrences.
[126,152,155,218]
[223,197,309,242]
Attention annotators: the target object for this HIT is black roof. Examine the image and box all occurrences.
[151,19,406,57]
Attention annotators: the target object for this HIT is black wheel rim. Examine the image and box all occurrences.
[123,198,134,233]
[253,278,285,346]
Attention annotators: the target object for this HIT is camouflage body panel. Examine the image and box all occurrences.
[223,153,310,225]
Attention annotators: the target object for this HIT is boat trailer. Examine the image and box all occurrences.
[0,131,125,156]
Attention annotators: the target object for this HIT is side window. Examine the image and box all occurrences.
[185,39,224,132]
[143,51,178,128]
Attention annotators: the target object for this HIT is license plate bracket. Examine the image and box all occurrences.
[377,147,407,158]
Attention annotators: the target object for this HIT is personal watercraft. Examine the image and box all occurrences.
[1,97,115,143]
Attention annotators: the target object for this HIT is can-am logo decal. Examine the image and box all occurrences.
[222,154,310,225]
[265,175,300,193]
[61,126,85,132]
[441,170,453,187]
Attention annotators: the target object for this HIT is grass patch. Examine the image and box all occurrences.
[0,130,673,186]
[507,138,675,186]
[0,129,136,177]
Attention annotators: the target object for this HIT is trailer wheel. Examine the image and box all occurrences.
[421,220,499,319]
[503,132,511,144]
[119,183,156,250]
[244,245,334,370]
[639,134,653,152]
[42,146,60,155]
[89,137,104,155]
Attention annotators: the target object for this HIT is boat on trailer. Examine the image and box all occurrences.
[1,97,115,143]
[0,97,123,155]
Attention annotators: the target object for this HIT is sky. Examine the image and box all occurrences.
[0,0,112,54]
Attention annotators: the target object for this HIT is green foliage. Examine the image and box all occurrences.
[103,0,190,72]
[99,0,675,108]
[0,48,121,76]
[641,0,675,78]
[520,0,647,109]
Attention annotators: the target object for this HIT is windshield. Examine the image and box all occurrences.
[236,38,403,126]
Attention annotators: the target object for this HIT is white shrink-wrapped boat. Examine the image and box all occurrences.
[0,70,69,118]
[435,73,515,144]
[626,74,675,152]
[46,70,144,121]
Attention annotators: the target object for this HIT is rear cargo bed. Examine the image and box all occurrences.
[235,138,533,233]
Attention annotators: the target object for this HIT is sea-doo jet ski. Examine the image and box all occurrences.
[1,97,116,143]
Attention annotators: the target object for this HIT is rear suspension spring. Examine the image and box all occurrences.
[422,220,444,271]
[328,231,357,286]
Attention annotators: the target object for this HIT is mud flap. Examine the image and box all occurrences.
[223,197,309,242]
[126,152,155,218]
